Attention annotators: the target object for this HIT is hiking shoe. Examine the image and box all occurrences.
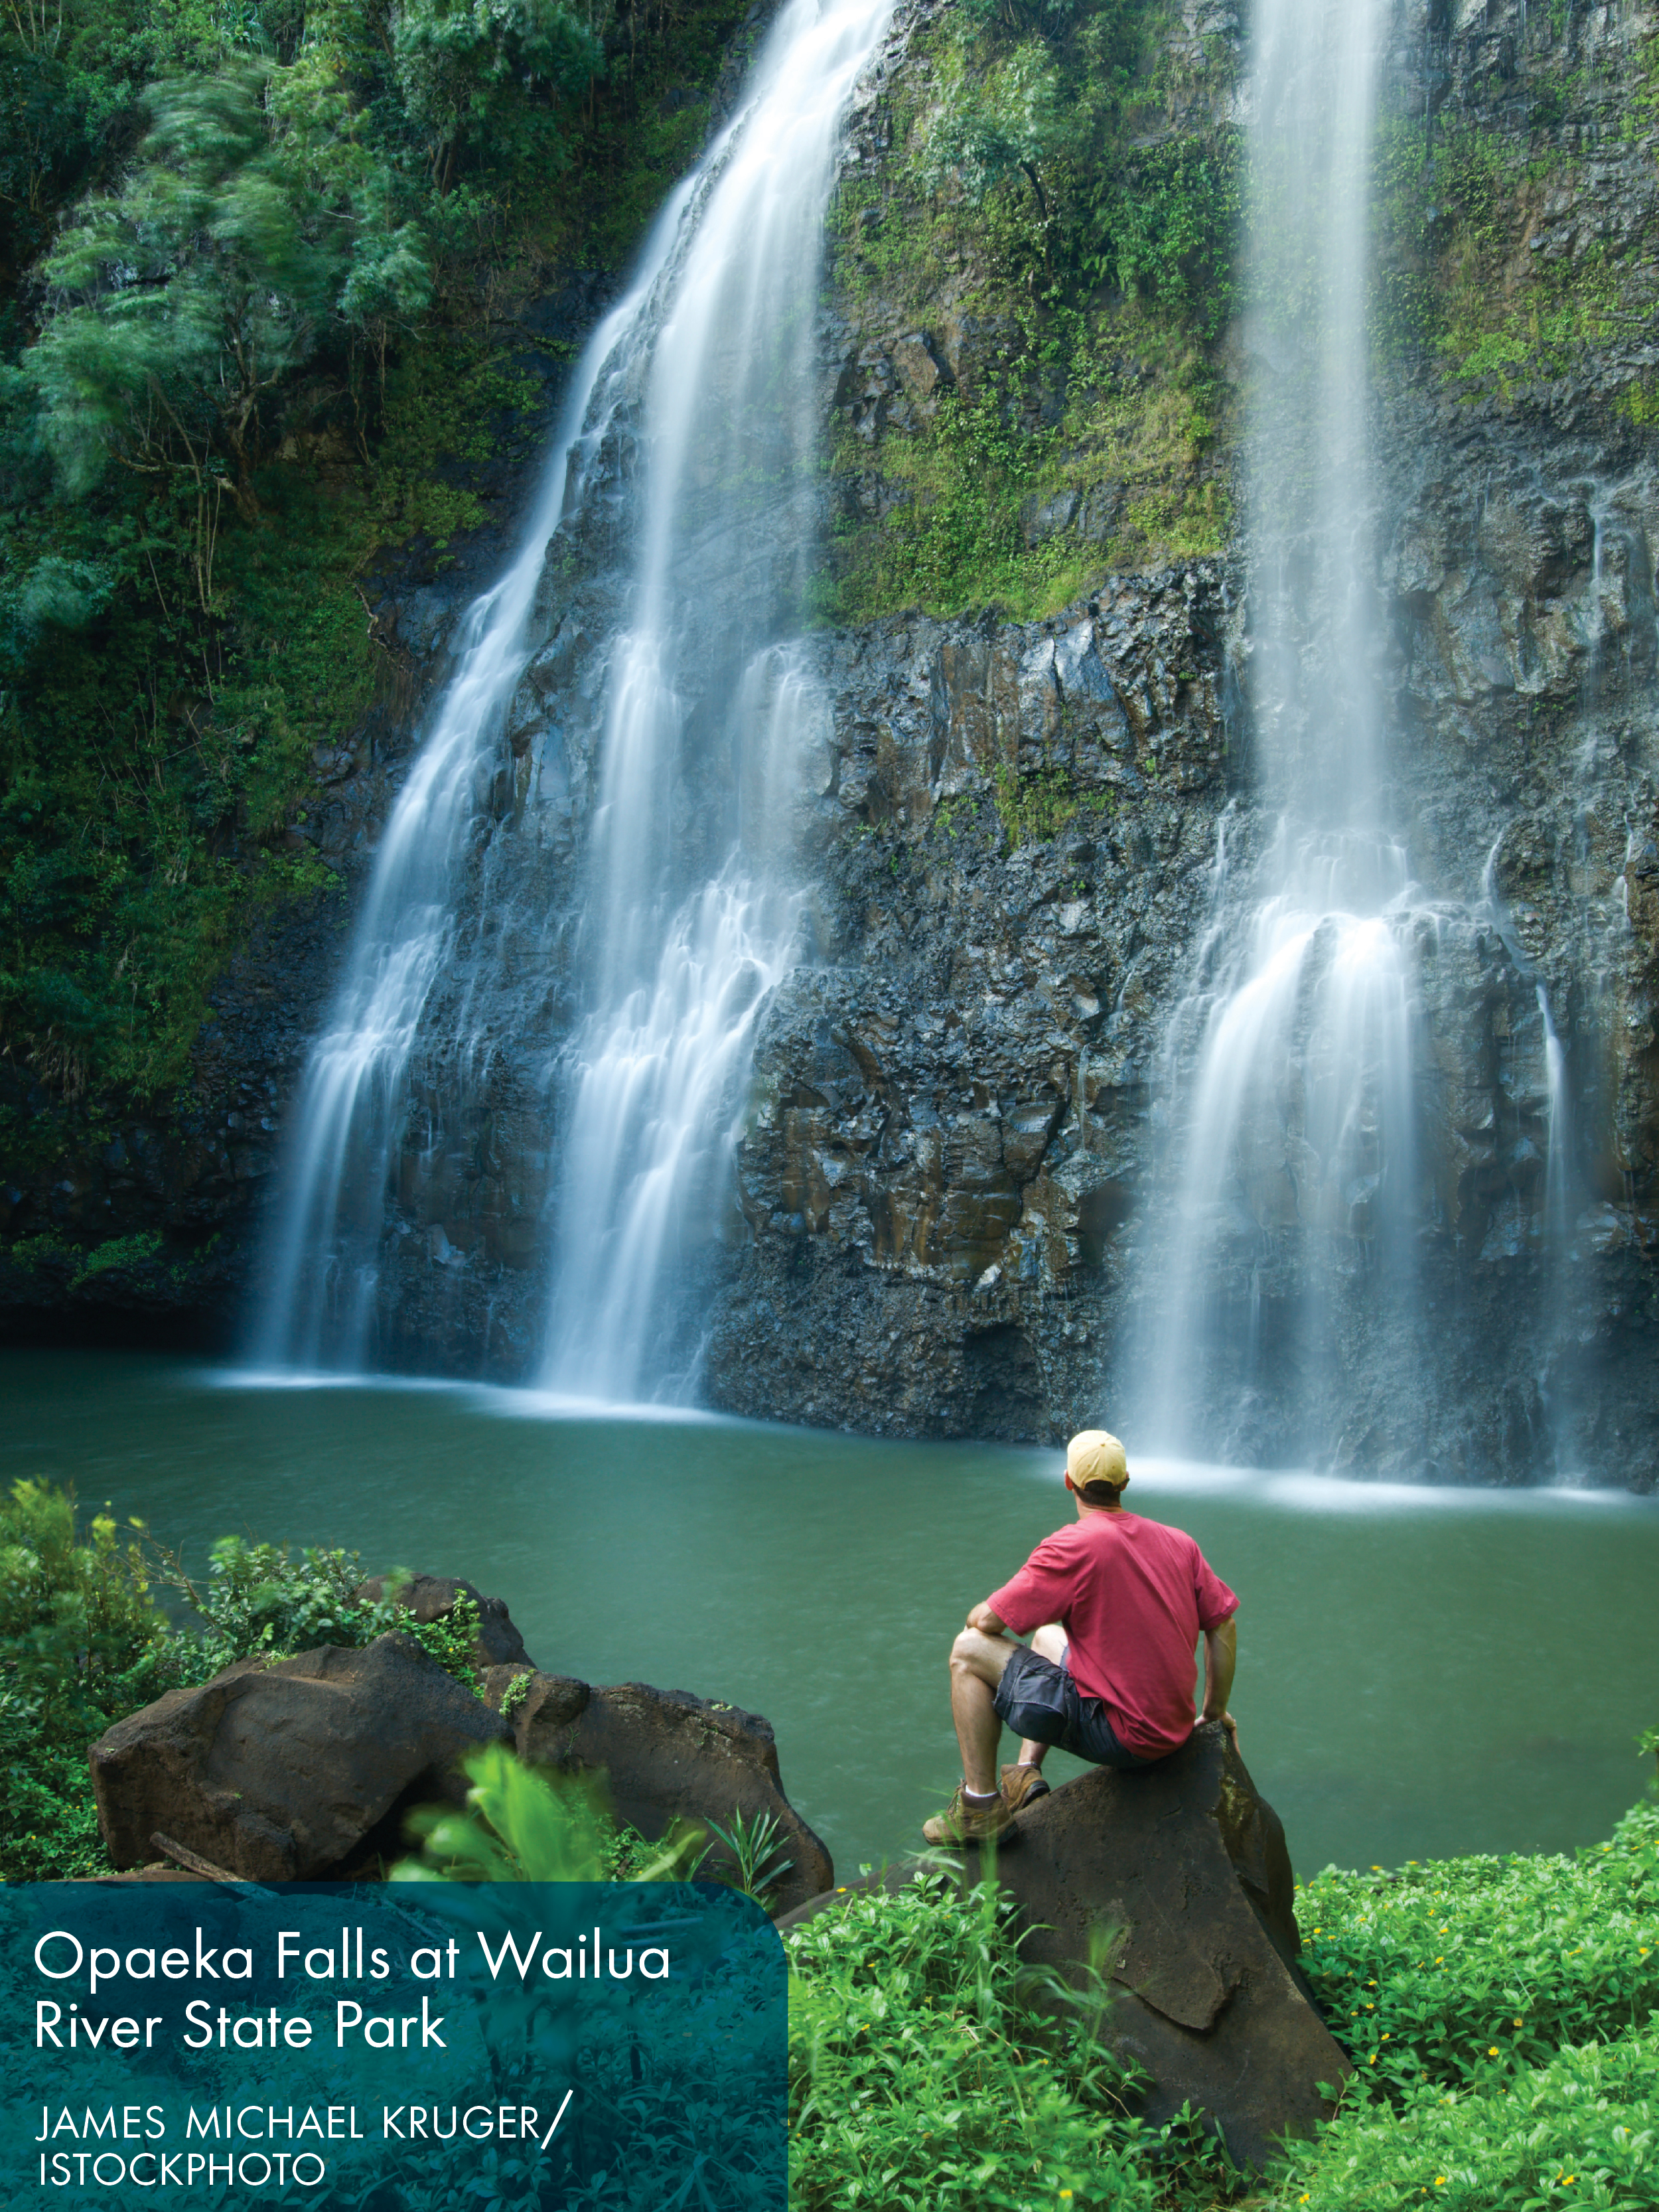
[922,1784,1015,1847]
[999,1762,1050,1814]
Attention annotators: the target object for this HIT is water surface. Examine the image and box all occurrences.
[4,1351,1653,1883]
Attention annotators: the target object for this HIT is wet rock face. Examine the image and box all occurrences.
[701,569,1236,1444]
[695,1,1659,1485]
[694,441,1659,1481]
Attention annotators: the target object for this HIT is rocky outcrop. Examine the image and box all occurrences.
[481,1667,835,1915]
[90,1632,512,1879]
[90,1565,831,1904]
[781,1721,1348,2171]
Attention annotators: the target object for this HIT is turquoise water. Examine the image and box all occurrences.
[4,1349,1656,1884]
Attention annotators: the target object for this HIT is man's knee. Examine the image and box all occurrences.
[950,1627,1011,1684]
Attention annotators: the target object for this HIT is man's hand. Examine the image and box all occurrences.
[964,1601,1008,1637]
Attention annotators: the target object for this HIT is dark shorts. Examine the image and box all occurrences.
[992,1643,1159,1771]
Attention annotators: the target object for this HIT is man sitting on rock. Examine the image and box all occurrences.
[924,1429,1239,1846]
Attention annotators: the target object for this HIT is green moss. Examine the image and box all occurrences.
[68,1230,163,1286]
[2,1231,72,1272]
[993,761,1115,849]
[820,0,1238,624]
[1368,63,1655,400]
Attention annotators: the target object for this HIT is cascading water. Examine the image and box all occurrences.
[1135,0,1419,1457]
[255,0,892,1388]
[534,0,890,1402]
[541,651,826,1400]
[250,210,694,1372]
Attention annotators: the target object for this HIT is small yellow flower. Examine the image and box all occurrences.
[1382,2032,1390,2039]
[1436,1956,1445,1964]
[1488,2046,1499,2056]
[1368,2055,1378,2065]
[1514,2018,1523,2026]
[1435,2179,1447,2188]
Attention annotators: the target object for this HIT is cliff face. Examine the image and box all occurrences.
[698,0,1659,1486]
[11,0,1659,1489]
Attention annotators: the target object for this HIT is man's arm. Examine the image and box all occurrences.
[1201,1613,1238,1735]
[965,1601,1009,1636]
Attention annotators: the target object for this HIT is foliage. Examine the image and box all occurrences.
[393,1739,707,1882]
[1258,1799,1659,2211]
[0,0,746,1142]
[916,38,1058,208]
[0,1477,176,1878]
[391,0,601,197]
[994,761,1113,849]
[1367,70,1652,396]
[703,1805,794,1907]
[789,1868,1153,2209]
[1269,2028,1659,2212]
[0,1477,511,1876]
[159,1534,485,1685]
[790,1798,1659,2212]
[1294,1799,1659,2101]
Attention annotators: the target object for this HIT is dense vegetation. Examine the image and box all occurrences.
[0,0,747,1147]
[0,1475,482,1876]
[790,1799,1659,2211]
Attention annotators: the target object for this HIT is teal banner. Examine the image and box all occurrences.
[1,1881,786,2207]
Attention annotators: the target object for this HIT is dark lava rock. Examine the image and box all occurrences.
[779,1721,1347,2169]
[354,1572,532,1670]
[90,1632,510,1880]
[480,1668,833,1915]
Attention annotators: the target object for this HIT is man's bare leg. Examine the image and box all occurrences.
[1014,1623,1068,1771]
[947,1626,1017,1796]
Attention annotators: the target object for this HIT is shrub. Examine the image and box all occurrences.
[786,1868,1231,2211]
[0,1478,176,1878]
[1269,2027,1659,2212]
[392,1740,703,1883]
[163,1536,484,1688]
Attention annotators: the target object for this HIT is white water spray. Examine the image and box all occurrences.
[1139,0,1404,1454]
[534,0,892,1402]
[256,0,892,1387]
[250,218,697,1371]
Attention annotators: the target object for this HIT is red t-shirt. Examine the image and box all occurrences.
[987,1511,1238,1758]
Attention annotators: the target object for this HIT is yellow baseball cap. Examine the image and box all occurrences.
[1066,1430,1128,1489]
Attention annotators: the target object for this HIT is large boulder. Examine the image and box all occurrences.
[352,1573,532,1670]
[780,1722,1348,2169]
[91,1633,510,1880]
[481,1667,833,1915]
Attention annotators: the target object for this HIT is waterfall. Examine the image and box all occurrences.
[534,0,890,1402]
[255,0,892,1384]
[1136,0,1406,1455]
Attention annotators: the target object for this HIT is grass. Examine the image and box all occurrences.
[788,1798,1659,2211]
